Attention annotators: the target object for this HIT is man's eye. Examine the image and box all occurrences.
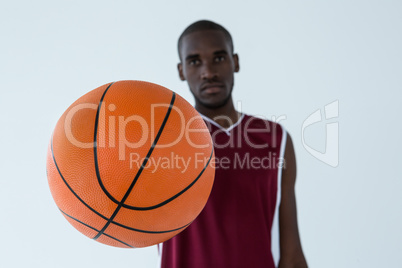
[215,56,225,62]
[189,59,200,65]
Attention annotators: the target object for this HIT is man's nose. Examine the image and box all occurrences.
[200,63,218,80]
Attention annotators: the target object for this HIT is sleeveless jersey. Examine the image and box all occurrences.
[160,114,287,268]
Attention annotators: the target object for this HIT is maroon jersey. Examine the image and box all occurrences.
[160,114,287,268]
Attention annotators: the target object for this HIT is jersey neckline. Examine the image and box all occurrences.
[199,113,246,136]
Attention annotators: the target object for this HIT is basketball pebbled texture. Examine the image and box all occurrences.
[47,80,215,248]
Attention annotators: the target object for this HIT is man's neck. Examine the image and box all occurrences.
[195,99,241,129]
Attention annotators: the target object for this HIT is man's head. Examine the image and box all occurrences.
[178,20,234,60]
[177,20,239,110]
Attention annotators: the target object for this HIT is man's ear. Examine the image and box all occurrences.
[233,54,240,72]
[178,63,186,81]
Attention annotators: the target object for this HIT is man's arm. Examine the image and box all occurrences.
[278,133,308,268]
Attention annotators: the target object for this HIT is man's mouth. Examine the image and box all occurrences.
[201,84,224,94]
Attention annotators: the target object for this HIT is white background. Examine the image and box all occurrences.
[1,0,401,267]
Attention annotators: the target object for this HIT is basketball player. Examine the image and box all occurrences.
[160,20,308,268]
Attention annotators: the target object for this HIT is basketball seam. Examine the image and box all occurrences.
[93,84,214,210]
[59,208,135,248]
[112,220,192,234]
[92,91,176,240]
[123,148,214,210]
[50,135,188,234]
[93,82,121,205]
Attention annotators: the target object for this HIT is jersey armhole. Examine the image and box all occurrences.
[270,125,287,267]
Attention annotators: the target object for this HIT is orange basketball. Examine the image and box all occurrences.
[46,80,215,248]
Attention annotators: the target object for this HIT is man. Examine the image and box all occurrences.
[160,20,307,268]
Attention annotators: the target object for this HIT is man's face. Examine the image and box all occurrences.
[178,30,239,109]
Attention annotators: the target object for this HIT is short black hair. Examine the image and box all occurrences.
[178,20,234,61]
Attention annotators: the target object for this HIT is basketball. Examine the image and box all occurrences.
[46,80,215,248]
